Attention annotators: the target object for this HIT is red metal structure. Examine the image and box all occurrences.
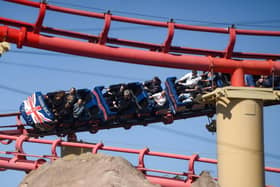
[1,0,280,87]
[0,133,279,187]
[1,0,280,186]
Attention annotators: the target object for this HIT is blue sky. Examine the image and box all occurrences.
[0,0,280,186]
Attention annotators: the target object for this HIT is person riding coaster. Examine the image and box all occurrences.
[20,88,99,132]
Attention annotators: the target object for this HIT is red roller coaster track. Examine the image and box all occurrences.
[0,133,279,187]
[1,0,280,186]
[1,0,280,87]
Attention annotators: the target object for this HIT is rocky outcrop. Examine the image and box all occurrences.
[19,153,160,187]
[191,171,219,187]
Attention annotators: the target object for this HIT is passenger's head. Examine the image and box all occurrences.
[65,102,71,108]
[192,70,197,75]
[153,76,161,84]
[201,71,209,79]
[55,91,65,100]
[77,99,83,105]
[123,89,131,99]
[70,87,76,94]
[120,84,126,92]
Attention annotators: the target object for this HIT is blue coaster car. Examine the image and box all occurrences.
[165,77,202,112]
[165,77,188,113]
[20,92,55,131]
[165,77,214,117]
[75,89,100,120]
[20,89,100,132]
[93,82,151,122]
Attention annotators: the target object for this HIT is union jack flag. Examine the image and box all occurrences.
[23,93,52,124]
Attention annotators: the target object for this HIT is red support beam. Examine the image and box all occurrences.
[0,26,279,78]
[231,68,245,86]
[4,0,280,36]
[98,13,112,45]
[0,17,280,60]
[0,156,45,172]
[0,134,279,187]
[1,0,280,84]
[162,21,175,53]
[224,26,236,59]
[33,2,47,34]
[0,112,20,117]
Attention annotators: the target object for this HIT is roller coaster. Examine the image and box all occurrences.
[1,0,280,186]
[15,76,216,136]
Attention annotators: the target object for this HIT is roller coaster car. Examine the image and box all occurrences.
[20,91,56,131]
[20,89,99,132]
[75,89,100,120]
[93,82,151,123]
[165,77,210,114]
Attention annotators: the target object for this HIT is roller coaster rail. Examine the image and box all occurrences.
[0,133,279,187]
[1,0,280,87]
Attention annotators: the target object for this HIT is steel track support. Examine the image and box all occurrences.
[200,87,280,187]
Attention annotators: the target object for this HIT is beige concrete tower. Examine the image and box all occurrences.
[200,87,280,187]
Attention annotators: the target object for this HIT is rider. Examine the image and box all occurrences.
[143,76,163,95]
[176,70,202,89]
